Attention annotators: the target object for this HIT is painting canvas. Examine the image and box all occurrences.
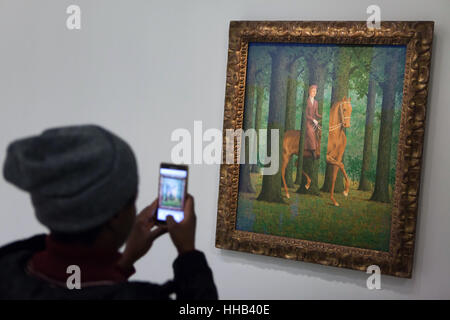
[215,21,433,277]
[236,43,406,252]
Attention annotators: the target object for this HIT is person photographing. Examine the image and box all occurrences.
[0,125,218,299]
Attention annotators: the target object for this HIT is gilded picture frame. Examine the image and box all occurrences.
[215,21,434,278]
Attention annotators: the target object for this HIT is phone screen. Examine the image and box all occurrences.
[156,164,188,223]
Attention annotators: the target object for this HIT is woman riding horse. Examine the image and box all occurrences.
[305,85,322,160]
[281,96,352,206]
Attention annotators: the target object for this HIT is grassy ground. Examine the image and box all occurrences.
[161,198,182,208]
[236,173,392,252]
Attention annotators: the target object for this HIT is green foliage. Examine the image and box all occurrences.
[247,43,405,194]
[349,46,373,99]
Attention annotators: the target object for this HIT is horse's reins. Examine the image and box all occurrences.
[327,102,350,132]
[310,101,350,133]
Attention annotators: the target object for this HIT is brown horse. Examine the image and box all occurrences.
[281,130,321,199]
[281,96,352,206]
[325,96,353,206]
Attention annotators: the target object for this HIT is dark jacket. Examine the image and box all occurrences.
[0,234,218,300]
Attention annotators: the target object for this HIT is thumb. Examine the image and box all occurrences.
[166,215,176,228]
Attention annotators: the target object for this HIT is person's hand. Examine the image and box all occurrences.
[313,119,318,126]
[166,194,196,255]
[118,199,167,271]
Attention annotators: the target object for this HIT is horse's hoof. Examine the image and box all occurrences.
[334,203,340,207]
[343,191,348,197]
[286,194,290,199]
[305,184,310,190]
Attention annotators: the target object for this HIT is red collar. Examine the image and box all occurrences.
[28,235,134,287]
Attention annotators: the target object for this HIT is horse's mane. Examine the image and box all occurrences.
[329,99,343,119]
[330,98,344,111]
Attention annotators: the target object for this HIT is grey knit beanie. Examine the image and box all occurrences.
[3,125,138,233]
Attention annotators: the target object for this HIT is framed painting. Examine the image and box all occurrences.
[215,21,434,278]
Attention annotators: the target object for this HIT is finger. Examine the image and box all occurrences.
[166,215,176,228]
[148,226,167,242]
[185,193,194,210]
[183,194,195,221]
[144,216,156,230]
[138,198,158,222]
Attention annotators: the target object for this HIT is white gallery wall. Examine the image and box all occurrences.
[0,0,449,299]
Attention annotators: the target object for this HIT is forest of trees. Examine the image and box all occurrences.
[240,43,406,204]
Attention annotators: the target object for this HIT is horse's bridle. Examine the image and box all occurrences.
[328,101,351,132]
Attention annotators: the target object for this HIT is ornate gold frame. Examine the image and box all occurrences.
[215,21,434,278]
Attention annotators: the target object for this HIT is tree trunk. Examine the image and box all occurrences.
[321,47,351,193]
[371,51,399,203]
[294,68,309,185]
[284,61,300,187]
[252,85,264,173]
[257,48,289,203]
[239,61,256,193]
[297,58,325,195]
[358,66,377,191]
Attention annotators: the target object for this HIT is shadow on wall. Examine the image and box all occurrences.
[217,248,417,295]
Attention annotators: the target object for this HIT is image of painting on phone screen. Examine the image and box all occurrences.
[160,177,185,209]
[157,167,187,222]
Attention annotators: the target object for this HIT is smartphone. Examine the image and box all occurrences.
[156,163,188,224]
